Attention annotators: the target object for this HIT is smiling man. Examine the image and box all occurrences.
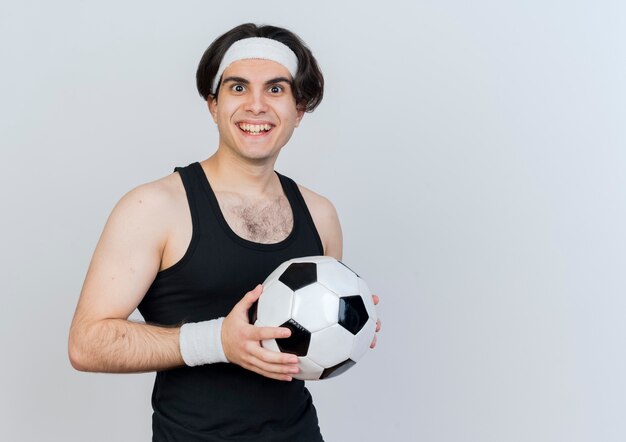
[68,23,379,441]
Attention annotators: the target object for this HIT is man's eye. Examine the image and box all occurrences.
[232,84,245,92]
[269,85,283,93]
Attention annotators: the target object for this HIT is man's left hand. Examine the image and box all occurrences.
[370,294,381,349]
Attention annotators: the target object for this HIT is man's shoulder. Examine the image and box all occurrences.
[295,183,343,259]
[110,171,186,229]
[296,183,336,217]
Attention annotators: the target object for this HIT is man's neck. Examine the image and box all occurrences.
[201,149,281,197]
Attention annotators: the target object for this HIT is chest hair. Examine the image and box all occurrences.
[216,192,293,244]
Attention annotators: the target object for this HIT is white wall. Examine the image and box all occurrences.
[1,0,624,440]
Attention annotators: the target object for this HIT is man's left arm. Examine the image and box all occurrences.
[298,185,381,347]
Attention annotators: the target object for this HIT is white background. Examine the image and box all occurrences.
[1,1,625,441]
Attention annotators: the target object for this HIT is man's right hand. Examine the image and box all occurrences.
[221,284,301,381]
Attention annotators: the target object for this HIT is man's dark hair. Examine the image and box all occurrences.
[196,23,324,112]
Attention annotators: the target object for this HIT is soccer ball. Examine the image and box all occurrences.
[249,256,377,380]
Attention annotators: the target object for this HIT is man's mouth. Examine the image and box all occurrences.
[237,123,273,135]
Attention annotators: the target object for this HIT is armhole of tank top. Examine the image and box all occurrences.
[154,166,201,278]
[278,173,325,255]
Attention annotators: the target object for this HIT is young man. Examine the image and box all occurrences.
[69,23,380,441]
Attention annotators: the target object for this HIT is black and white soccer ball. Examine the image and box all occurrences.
[249,256,377,380]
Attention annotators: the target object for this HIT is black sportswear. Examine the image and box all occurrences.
[138,162,325,441]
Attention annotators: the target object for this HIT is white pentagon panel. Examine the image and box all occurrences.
[357,276,372,298]
[357,277,377,322]
[262,261,292,287]
[307,324,355,368]
[257,280,294,327]
[261,338,280,353]
[349,317,376,362]
[295,356,324,380]
[316,261,359,297]
[292,283,339,333]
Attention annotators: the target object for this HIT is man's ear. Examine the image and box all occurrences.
[295,106,305,127]
[208,95,218,123]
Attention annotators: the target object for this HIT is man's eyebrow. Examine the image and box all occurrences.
[264,77,292,86]
[221,76,249,85]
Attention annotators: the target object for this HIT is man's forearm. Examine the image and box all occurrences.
[69,319,184,373]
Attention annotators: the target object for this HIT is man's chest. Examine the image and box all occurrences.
[216,191,294,244]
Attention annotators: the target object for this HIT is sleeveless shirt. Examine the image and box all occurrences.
[137,162,325,441]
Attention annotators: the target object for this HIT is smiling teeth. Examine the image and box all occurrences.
[239,123,272,134]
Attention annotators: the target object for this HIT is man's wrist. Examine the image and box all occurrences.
[179,318,228,366]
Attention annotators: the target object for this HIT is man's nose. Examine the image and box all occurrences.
[244,91,268,114]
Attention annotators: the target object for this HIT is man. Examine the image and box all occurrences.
[69,23,380,441]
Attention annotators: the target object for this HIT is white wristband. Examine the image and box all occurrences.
[179,318,228,366]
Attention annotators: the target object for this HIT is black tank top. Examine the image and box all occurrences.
[137,162,325,441]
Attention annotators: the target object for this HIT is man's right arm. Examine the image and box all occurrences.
[68,182,184,372]
[68,180,300,379]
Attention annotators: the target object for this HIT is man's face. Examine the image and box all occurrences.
[209,58,304,164]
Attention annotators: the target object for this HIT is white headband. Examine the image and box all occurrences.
[211,37,299,94]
